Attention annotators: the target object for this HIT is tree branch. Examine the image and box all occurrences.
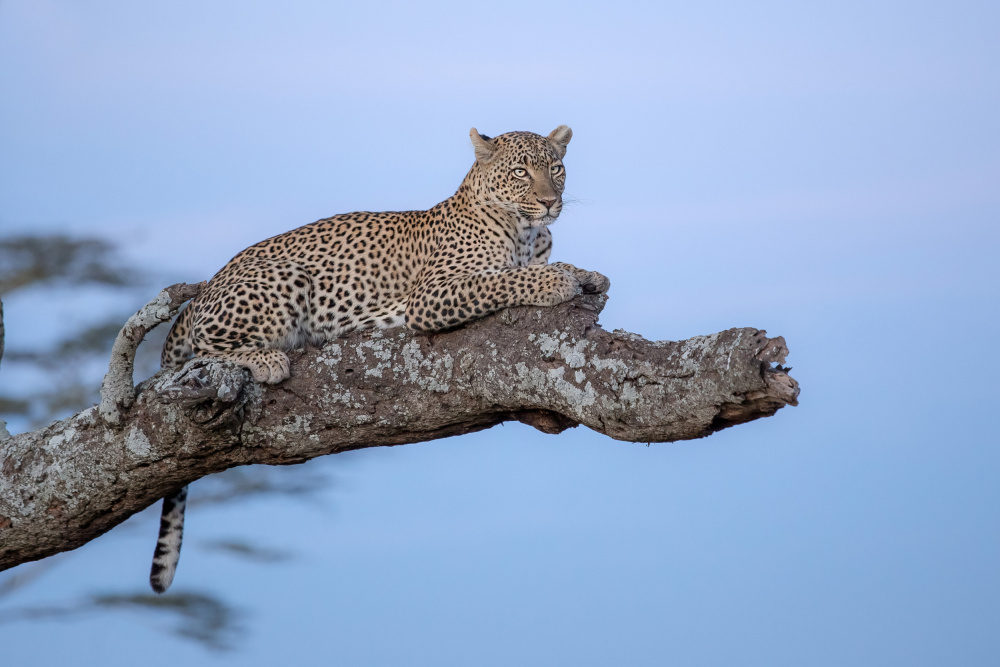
[98,282,205,425]
[0,289,798,571]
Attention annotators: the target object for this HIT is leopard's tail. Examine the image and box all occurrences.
[150,486,188,594]
[149,298,197,594]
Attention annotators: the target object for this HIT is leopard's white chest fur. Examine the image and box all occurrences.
[515,225,541,267]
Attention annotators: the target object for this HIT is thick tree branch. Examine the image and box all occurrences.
[0,290,798,571]
[98,281,205,425]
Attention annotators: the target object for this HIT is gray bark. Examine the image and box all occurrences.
[0,286,798,571]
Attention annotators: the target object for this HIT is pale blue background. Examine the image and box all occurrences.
[1,0,999,664]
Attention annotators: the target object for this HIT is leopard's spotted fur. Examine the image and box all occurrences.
[149,126,609,593]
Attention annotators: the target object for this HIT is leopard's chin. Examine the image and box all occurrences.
[523,212,559,226]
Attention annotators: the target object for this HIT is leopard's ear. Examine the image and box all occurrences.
[469,128,496,163]
[547,125,573,158]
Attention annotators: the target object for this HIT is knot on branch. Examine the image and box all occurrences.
[752,332,799,406]
[99,281,205,427]
[763,365,800,406]
[513,410,580,434]
[754,332,790,365]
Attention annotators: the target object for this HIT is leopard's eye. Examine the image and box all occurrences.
[551,164,563,175]
[512,168,528,178]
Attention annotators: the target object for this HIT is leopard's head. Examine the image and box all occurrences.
[465,126,572,226]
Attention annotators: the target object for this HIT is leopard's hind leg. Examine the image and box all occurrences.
[187,258,315,384]
[161,301,196,368]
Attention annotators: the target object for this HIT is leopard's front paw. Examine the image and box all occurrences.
[529,266,580,306]
[577,270,610,294]
[550,263,610,295]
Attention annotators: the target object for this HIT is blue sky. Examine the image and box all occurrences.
[1,1,999,664]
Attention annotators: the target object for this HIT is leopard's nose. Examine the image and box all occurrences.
[537,197,558,210]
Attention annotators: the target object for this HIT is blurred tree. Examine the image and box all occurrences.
[0,235,135,293]
[0,235,154,428]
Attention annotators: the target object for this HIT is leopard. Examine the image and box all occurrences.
[149,125,609,593]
